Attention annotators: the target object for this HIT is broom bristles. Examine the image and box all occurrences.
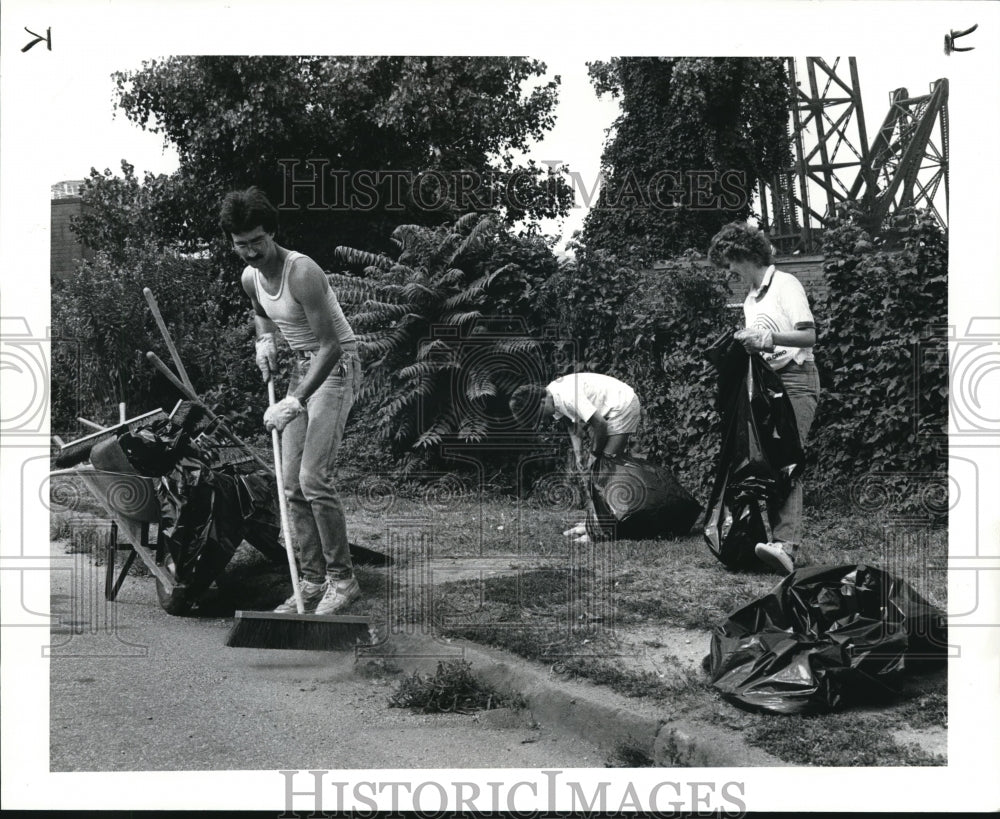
[226,610,372,651]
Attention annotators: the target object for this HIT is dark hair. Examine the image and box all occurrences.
[509,383,546,427]
[708,222,773,268]
[219,186,279,236]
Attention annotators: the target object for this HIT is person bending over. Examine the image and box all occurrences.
[511,373,641,539]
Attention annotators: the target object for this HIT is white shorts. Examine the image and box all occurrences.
[606,395,641,435]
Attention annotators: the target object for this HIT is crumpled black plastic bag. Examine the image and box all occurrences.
[707,564,948,714]
[587,453,702,540]
[702,332,804,568]
[118,414,282,593]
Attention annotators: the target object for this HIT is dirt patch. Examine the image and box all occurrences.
[892,726,946,759]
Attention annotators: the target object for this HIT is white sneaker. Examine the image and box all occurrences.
[273,578,327,613]
[314,576,361,615]
[562,522,587,537]
[754,542,799,575]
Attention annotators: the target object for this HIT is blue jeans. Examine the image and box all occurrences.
[771,360,820,546]
[281,352,360,583]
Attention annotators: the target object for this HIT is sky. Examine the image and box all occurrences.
[46,54,955,254]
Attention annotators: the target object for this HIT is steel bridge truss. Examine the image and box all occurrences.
[761,57,949,254]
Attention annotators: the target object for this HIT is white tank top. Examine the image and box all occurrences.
[252,251,357,352]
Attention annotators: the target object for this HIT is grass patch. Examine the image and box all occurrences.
[50,512,77,543]
[388,660,526,714]
[895,689,948,730]
[697,666,948,766]
[441,613,708,703]
[740,710,945,766]
[605,741,656,768]
[558,655,708,701]
[437,567,594,617]
[416,497,946,766]
[49,474,109,519]
[481,566,591,606]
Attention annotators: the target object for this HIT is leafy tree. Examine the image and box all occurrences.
[51,242,261,438]
[95,56,572,271]
[582,57,791,265]
[535,240,637,372]
[332,214,559,468]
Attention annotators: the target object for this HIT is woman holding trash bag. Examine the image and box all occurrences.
[708,222,821,574]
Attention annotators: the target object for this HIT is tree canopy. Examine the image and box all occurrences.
[83,56,571,269]
[581,57,791,265]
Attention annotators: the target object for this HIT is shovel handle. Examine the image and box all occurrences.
[145,351,273,476]
[143,288,194,392]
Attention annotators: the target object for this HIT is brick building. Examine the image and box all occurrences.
[51,180,93,280]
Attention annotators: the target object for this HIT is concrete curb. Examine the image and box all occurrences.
[362,631,786,768]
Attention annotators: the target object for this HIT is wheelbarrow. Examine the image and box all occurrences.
[51,440,194,615]
[52,410,392,616]
[51,428,287,615]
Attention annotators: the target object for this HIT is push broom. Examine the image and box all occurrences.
[226,379,371,650]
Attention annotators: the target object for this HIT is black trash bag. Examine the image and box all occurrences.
[707,564,948,715]
[586,453,702,540]
[235,470,284,563]
[118,417,282,594]
[702,332,804,568]
[117,420,191,477]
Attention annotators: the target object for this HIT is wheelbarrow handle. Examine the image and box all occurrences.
[145,351,273,476]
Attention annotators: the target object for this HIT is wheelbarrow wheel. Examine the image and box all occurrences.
[156,556,193,616]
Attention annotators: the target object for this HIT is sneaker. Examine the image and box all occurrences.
[754,541,799,575]
[314,576,362,615]
[573,533,593,545]
[562,522,588,537]
[274,578,328,613]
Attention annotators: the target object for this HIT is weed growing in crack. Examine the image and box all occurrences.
[388,660,526,714]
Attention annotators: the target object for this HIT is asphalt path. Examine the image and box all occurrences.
[48,542,604,772]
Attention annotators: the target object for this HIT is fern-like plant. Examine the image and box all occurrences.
[332,214,545,467]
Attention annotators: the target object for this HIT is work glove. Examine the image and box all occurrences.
[735,327,775,353]
[255,333,278,382]
[263,395,304,433]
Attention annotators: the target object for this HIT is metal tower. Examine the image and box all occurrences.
[761,58,949,253]
[849,79,949,236]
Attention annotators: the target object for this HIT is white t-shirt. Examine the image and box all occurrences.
[743,265,815,370]
[546,373,636,425]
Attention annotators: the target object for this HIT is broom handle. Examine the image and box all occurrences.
[146,351,273,475]
[269,379,304,615]
[143,287,195,392]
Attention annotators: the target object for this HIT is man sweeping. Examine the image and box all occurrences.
[220,187,362,615]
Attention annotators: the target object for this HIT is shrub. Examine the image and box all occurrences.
[536,240,637,371]
[51,243,262,439]
[811,205,947,510]
[529,243,734,500]
[332,215,563,473]
[612,252,735,499]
